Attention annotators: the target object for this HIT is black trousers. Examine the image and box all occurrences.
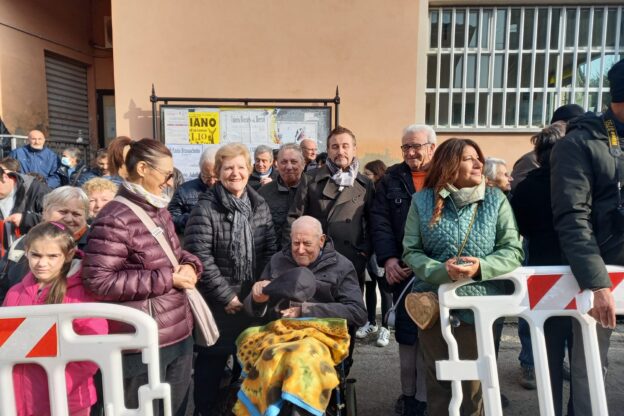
[544,316,574,416]
[193,349,242,416]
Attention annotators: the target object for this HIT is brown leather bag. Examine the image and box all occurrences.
[404,292,440,330]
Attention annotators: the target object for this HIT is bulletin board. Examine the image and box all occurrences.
[160,105,333,180]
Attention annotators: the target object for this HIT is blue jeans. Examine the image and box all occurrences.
[518,318,534,368]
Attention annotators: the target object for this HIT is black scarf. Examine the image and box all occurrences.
[216,183,255,282]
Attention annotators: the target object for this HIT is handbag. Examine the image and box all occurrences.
[115,196,219,347]
[404,202,480,330]
[384,275,416,329]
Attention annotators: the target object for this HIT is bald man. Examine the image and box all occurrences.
[300,138,318,172]
[245,215,366,327]
[9,130,60,188]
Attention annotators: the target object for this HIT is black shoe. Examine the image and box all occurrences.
[400,396,427,416]
[501,393,510,409]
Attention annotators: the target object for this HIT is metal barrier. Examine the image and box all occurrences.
[0,303,171,416]
[436,266,624,416]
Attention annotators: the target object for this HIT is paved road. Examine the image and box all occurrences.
[349,321,624,415]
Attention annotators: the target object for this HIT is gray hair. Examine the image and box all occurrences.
[199,147,218,168]
[484,157,507,181]
[291,215,323,237]
[254,145,274,161]
[63,147,83,164]
[402,124,436,144]
[43,186,90,217]
[277,143,304,163]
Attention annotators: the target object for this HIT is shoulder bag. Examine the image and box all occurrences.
[115,196,219,347]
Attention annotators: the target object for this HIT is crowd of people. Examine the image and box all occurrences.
[0,58,623,416]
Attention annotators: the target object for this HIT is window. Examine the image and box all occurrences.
[426,6,624,130]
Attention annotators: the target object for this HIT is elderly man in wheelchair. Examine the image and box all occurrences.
[235,216,367,416]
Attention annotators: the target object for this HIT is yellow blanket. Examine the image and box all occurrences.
[234,318,350,416]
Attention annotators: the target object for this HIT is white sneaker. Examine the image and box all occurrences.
[376,327,390,347]
[355,322,378,338]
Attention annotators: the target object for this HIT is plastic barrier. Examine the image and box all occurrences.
[0,303,171,416]
[436,266,624,416]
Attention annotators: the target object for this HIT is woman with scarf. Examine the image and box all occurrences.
[82,138,203,416]
[402,138,523,415]
[184,143,277,415]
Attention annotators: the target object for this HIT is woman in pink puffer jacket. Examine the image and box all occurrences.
[2,222,108,416]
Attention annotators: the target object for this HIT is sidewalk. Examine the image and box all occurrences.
[350,321,624,415]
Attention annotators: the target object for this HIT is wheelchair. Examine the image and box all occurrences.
[277,360,357,416]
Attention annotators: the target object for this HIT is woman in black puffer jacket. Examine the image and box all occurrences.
[185,143,277,415]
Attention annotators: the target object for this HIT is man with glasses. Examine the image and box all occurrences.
[168,147,218,235]
[0,157,50,255]
[369,124,436,416]
[300,138,319,172]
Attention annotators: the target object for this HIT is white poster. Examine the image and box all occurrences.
[220,109,274,146]
[163,108,189,144]
[276,121,319,144]
[167,144,204,181]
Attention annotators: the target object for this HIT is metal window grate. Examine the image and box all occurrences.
[426,6,624,131]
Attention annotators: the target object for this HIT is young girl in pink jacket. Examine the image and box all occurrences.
[2,221,108,416]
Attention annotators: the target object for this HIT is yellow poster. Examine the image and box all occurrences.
[188,111,220,144]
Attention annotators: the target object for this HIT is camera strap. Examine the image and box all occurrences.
[603,117,623,206]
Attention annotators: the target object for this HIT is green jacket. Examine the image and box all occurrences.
[402,186,523,293]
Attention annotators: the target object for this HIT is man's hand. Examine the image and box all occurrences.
[281,306,301,318]
[385,257,411,285]
[252,280,271,303]
[5,213,22,228]
[259,177,273,186]
[225,296,243,314]
[589,288,616,329]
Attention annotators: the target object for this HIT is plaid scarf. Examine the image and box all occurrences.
[325,157,359,190]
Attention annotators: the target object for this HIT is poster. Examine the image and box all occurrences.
[220,109,275,146]
[276,121,319,144]
[163,108,189,144]
[167,144,205,181]
[188,111,220,144]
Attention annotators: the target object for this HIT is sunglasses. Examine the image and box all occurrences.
[148,164,174,182]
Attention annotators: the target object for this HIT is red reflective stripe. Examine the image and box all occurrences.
[527,274,562,310]
[0,220,4,258]
[0,317,25,347]
[565,298,577,310]
[609,272,624,289]
[26,323,58,358]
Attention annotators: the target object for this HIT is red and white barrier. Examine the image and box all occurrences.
[0,303,171,416]
[436,266,624,416]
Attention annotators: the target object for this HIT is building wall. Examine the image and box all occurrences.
[0,0,113,145]
[111,0,429,163]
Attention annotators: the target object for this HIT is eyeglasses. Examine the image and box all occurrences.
[148,164,174,182]
[401,143,431,153]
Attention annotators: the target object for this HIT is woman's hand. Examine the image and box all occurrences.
[446,257,480,281]
[172,264,198,289]
[224,296,243,314]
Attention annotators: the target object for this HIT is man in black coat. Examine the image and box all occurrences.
[550,58,624,415]
[168,148,218,234]
[370,124,436,416]
[248,145,278,190]
[0,159,50,254]
[258,143,307,250]
[245,215,366,328]
[286,126,374,286]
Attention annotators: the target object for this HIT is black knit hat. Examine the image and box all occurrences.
[550,104,585,124]
[608,58,624,103]
[262,267,317,303]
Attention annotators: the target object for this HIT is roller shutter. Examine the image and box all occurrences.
[45,54,89,142]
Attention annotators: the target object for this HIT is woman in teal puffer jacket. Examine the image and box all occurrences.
[402,138,523,415]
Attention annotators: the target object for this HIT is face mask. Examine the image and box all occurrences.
[61,157,72,167]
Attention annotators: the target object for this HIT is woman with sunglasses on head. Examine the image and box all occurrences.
[402,138,523,415]
[82,138,203,416]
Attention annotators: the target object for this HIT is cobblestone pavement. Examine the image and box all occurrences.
[350,321,624,415]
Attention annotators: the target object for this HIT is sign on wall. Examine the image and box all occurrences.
[161,106,332,180]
